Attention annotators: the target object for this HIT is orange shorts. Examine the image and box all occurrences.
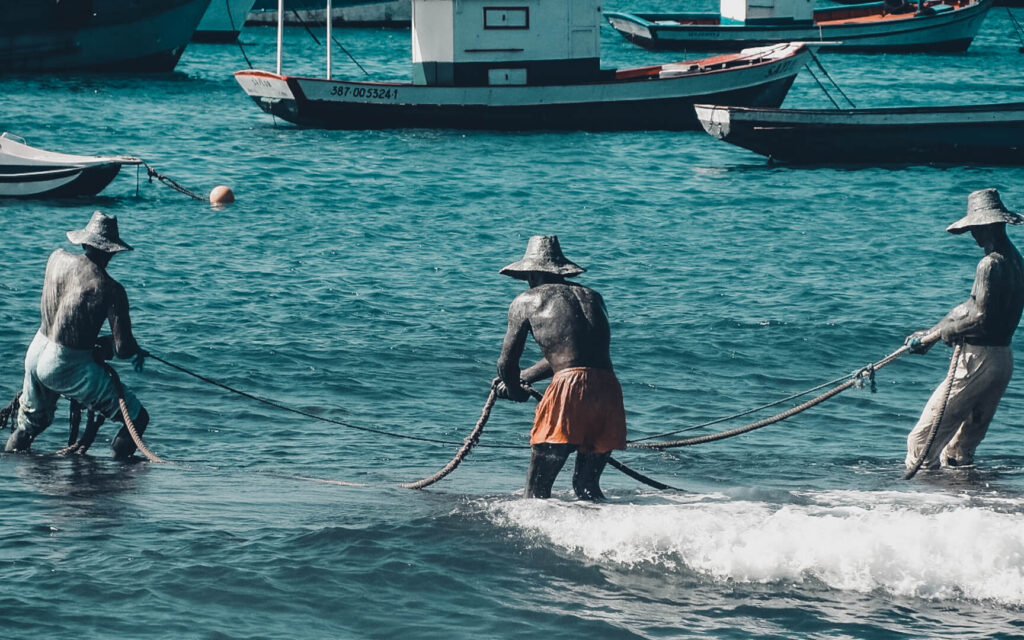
[531,367,627,454]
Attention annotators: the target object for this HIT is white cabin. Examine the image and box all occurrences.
[411,0,603,86]
[720,0,814,24]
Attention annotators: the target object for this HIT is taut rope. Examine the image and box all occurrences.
[630,344,913,450]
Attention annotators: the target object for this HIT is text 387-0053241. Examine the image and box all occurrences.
[329,85,398,101]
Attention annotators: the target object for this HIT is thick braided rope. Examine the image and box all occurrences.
[402,386,498,489]
[101,363,165,463]
[630,346,912,450]
[904,342,962,480]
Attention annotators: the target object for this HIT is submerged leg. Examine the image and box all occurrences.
[525,443,574,499]
[111,407,149,460]
[572,451,611,500]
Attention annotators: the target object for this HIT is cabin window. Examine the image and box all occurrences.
[484,7,529,29]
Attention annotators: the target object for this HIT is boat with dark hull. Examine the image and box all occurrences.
[193,0,256,43]
[694,102,1024,165]
[235,0,809,130]
[0,0,210,72]
[606,0,991,52]
[0,133,143,198]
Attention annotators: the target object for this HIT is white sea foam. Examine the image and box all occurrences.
[486,491,1024,606]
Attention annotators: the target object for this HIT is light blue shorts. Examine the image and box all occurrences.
[16,331,142,436]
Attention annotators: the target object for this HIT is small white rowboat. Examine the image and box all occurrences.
[0,133,143,198]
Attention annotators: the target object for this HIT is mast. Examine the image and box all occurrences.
[326,0,333,79]
[276,0,284,74]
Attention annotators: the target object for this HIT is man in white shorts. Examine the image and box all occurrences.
[6,211,149,458]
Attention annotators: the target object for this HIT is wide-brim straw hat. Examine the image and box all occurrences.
[499,235,585,280]
[66,210,133,253]
[946,188,1024,234]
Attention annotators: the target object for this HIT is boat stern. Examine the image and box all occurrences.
[234,70,300,120]
[694,104,732,138]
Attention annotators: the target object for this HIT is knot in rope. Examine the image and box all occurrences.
[854,364,876,393]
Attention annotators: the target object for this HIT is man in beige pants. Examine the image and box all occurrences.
[905,189,1024,470]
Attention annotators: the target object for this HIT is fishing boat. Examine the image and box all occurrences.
[605,0,992,52]
[693,102,1024,164]
[0,0,211,72]
[234,0,810,130]
[194,0,257,42]
[0,133,143,198]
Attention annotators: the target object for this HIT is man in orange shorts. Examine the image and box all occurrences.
[495,235,626,499]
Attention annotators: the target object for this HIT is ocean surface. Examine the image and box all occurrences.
[3,6,1024,639]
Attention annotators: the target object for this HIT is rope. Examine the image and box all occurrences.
[1007,8,1024,52]
[143,351,520,449]
[808,48,856,108]
[143,163,206,202]
[101,363,165,463]
[331,35,370,76]
[402,384,498,489]
[630,345,912,450]
[0,392,20,431]
[607,457,679,491]
[804,63,841,110]
[903,342,962,480]
[229,0,254,69]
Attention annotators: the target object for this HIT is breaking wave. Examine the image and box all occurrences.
[487,490,1024,607]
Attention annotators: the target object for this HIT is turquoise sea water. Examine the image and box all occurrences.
[3,7,1024,639]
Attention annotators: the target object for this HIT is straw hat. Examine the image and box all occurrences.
[66,211,133,253]
[946,188,1024,235]
[499,235,585,280]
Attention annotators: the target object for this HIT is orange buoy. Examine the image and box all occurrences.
[209,185,235,206]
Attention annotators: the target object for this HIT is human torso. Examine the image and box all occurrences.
[970,244,1024,345]
[518,283,613,372]
[39,249,115,350]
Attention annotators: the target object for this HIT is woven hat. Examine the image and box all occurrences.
[946,188,1024,235]
[66,211,133,253]
[499,235,585,280]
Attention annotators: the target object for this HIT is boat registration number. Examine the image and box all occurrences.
[329,85,398,101]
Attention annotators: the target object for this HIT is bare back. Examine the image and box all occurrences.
[39,249,133,353]
[506,282,613,372]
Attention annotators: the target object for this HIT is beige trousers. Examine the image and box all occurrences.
[905,344,1013,469]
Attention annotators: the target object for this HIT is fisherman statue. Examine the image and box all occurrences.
[494,235,626,499]
[5,211,150,458]
[904,188,1024,470]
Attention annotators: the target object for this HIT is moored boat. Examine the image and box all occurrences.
[606,0,992,52]
[234,0,810,130]
[0,133,143,198]
[0,0,211,72]
[194,0,257,43]
[694,102,1024,165]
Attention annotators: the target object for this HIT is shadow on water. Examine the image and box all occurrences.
[4,450,148,502]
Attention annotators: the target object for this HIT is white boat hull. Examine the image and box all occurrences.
[235,43,810,130]
[0,134,142,198]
